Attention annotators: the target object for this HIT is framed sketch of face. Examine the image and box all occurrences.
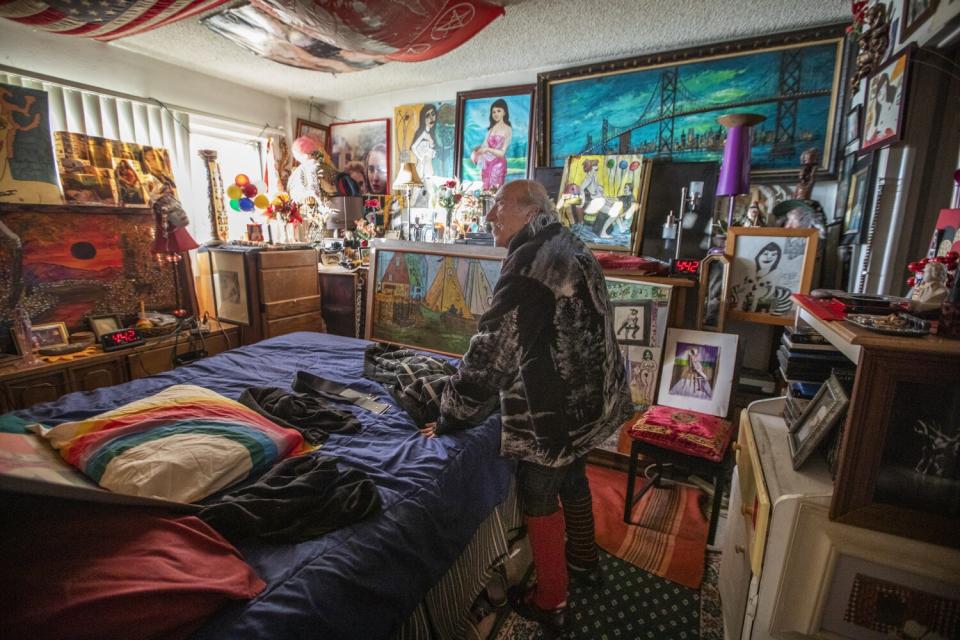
[697,254,730,332]
[725,227,819,326]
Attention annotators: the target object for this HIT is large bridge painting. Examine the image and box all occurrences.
[544,34,844,177]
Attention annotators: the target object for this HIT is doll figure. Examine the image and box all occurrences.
[911,261,949,310]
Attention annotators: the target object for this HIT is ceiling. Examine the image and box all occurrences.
[113,0,849,105]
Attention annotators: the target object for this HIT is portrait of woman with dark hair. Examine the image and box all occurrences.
[411,103,438,179]
[471,98,512,190]
[729,240,794,315]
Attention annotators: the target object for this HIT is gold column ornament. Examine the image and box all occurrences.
[198,149,229,244]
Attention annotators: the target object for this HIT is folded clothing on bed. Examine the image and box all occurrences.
[239,385,361,445]
[198,453,382,543]
[28,384,314,503]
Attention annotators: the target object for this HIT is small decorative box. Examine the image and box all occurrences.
[626,405,734,462]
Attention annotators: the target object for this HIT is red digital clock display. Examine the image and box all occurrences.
[674,259,701,274]
[100,328,144,351]
[110,329,139,344]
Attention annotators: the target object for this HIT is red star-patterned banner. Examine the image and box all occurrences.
[0,0,229,41]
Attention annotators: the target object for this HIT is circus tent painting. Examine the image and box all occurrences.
[370,247,502,355]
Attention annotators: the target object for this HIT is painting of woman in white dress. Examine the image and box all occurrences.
[669,343,718,400]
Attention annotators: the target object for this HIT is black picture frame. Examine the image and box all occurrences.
[88,315,122,341]
[901,0,940,44]
[536,24,850,181]
[789,374,849,470]
[844,105,861,156]
[860,46,914,155]
[612,300,652,346]
[840,151,876,244]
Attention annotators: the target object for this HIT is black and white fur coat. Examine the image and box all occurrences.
[438,221,632,467]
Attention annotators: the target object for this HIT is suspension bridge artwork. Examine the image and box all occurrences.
[369,245,503,356]
[545,38,843,174]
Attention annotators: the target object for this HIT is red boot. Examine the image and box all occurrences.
[509,510,568,631]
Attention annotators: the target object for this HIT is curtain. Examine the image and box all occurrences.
[0,71,192,195]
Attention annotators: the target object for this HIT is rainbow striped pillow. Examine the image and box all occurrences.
[30,385,314,503]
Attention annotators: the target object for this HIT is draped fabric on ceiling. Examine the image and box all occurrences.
[0,0,229,41]
[0,72,192,194]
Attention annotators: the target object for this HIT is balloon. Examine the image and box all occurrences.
[239,197,255,212]
[606,158,615,168]
[228,199,241,212]
[253,194,270,209]
[629,160,640,171]
[234,173,250,187]
[226,184,243,200]
[618,160,628,170]
[242,183,258,198]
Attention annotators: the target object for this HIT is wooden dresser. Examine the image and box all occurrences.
[0,326,238,411]
[201,246,325,345]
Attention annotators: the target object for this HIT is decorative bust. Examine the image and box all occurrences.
[911,261,949,310]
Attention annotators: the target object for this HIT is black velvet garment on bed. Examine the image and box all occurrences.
[198,454,381,544]
[239,385,361,445]
[362,344,461,428]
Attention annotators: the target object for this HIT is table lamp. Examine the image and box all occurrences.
[392,162,423,241]
[713,113,765,251]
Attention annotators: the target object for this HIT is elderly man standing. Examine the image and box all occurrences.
[428,179,631,631]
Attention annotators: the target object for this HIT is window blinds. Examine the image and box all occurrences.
[0,71,192,194]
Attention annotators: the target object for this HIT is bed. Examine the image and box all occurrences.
[3,331,519,639]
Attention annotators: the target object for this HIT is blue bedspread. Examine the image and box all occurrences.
[13,332,513,639]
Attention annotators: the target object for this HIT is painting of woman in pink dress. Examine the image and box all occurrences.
[470,98,512,190]
[457,87,533,190]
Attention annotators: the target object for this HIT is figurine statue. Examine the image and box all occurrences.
[910,261,949,311]
[742,200,767,227]
[794,148,820,201]
[850,3,890,89]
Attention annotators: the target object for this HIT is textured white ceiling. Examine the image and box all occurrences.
[114,0,849,105]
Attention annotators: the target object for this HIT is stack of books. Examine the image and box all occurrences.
[777,323,850,384]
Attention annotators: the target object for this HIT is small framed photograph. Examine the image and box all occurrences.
[612,300,652,346]
[844,105,861,155]
[901,0,940,44]
[788,374,849,470]
[295,118,330,154]
[18,322,70,351]
[88,315,122,340]
[861,46,913,154]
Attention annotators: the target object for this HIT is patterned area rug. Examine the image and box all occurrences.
[699,550,723,640]
[588,464,709,589]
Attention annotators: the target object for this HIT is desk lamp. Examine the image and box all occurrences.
[392,162,423,241]
[712,113,765,252]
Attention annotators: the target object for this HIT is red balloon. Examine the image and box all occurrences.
[908,262,921,272]
[628,161,640,171]
[235,173,250,187]
[948,251,960,260]
[242,183,258,198]
[907,277,916,287]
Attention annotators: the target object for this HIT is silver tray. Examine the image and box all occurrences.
[845,313,930,336]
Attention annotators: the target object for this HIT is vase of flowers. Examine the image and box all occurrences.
[436,179,464,243]
[264,192,304,244]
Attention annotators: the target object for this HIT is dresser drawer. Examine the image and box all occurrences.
[259,266,319,303]
[4,371,70,410]
[69,359,127,392]
[264,295,322,320]
[258,249,317,269]
[737,407,771,575]
[265,312,325,338]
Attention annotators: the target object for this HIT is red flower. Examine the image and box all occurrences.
[364,198,379,207]
[445,179,457,188]
[454,194,463,202]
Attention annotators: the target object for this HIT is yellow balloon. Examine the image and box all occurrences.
[253,194,270,209]
[226,184,243,200]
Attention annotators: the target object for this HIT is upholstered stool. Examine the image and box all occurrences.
[622,406,735,545]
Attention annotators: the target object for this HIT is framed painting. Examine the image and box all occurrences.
[329,118,391,195]
[832,350,960,548]
[0,83,62,204]
[208,249,250,326]
[394,101,456,180]
[656,328,738,418]
[295,118,329,154]
[860,46,913,154]
[841,152,877,243]
[556,154,651,252]
[725,228,819,326]
[366,240,506,356]
[697,253,730,332]
[537,25,847,180]
[454,85,536,191]
[901,0,940,43]
[17,321,69,350]
[606,278,673,417]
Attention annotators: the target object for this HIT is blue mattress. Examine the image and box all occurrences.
[13,332,513,639]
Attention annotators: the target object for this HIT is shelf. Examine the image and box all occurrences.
[602,271,696,287]
[794,297,960,361]
[0,203,150,215]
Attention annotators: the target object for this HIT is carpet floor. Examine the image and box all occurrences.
[491,548,723,640]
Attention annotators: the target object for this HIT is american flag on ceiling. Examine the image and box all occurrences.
[0,0,230,41]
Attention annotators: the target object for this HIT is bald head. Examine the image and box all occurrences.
[486,180,558,248]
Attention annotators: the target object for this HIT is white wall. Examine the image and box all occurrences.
[0,19,294,132]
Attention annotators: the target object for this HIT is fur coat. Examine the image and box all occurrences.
[439,222,632,467]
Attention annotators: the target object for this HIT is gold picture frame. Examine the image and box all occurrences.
[725,228,819,326]
[15,321,69,352]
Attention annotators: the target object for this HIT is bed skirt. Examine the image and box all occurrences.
[395,480,521,640]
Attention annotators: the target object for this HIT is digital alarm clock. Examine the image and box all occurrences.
[100,328,145,352]
[671,258,701,275]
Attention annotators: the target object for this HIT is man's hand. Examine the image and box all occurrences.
[419,422,437,438]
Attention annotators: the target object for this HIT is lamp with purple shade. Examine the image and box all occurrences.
[712,113,765,252]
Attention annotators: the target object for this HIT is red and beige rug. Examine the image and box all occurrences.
[587,463,709,589]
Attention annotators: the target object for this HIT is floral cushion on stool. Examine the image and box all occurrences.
[626,405,733,463]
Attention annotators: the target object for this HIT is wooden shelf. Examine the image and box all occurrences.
[0,203,150,215]
[602,271,696,287]
[794,297,960,361]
